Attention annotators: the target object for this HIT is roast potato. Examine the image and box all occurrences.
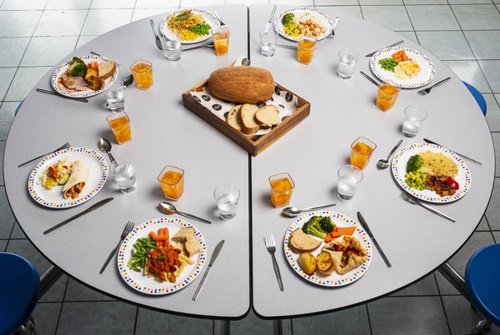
[298,252,316,275]
[316,251,335,275]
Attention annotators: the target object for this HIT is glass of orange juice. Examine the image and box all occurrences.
[297,36,316,65]
[130,60,153,90]
[158,166,184,200]
[106,111,131,144]
[376,81,400,111]
[350,137,377,169]
[269,172,295,207]
[212,26,229,56]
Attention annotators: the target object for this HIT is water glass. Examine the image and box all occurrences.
[162,38,181,61]
[259,29,277,57]
[337,165,363,201]
[338,49,358,79]
[214,184,240,220]
[105,83,125,111]
[111,163,136,193]
[402,105,428,137]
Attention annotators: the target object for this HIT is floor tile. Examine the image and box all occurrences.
[57,301,136,334]
[5,67,51,101]
[21,36,78,66]
[10,221,27,239]
[359,0,402,4]
[0,68,16,101]
[75,35,97,49]
[135,0,180,8]
[361,6,412,31]
[32,303,62,335]
[0,0,47,10]
[390,273,439,296]
[0,11,41,37]
[0,37,30,66]
[443,60,491,93]
[450,0,493,2]
[135,307,213,334]
[316,0,358,4]
[81,9,133,35]
[292,304,370,335]
[479,61,500,93]
[417,31,474,61]
[0,186,15,238]
[465,31,500,60]
[230,310,288,335]
[476,216,490,231]
[486,178,500,229]
[65,278,114,301]
[91,0,135,8]
[443,295,500,335]
[40,275,68,303]
[45,0,91,9]
[395,31,418,43]
[406,5,460,31]
[485,94,500,131]
[132,8,175,22]
[404,0,447,3]
[452,4,500,30]
[369,296,449,335]
[0,240,6,251]
[34,10,87,36]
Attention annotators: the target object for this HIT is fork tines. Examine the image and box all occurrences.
[123,221,135,236]
[400,192,416,204]
[265,235,276,249]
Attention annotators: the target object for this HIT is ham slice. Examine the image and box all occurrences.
[58,73,88,92]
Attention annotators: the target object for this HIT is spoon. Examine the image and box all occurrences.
[377,139,403,169]
[282,203,336,218]
[122,74,134,88]
[98,137,119,168]
[159,202,211,224]
[241,58,251,66]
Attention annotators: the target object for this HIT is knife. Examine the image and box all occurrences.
[360,71,380,86]
[36,88,89,103]
[423,138,482,165]
[192,239,225,301]
[265,5,277,31]
[365,40,404,57]
[356,212,392,268]
[149,19,163,50]
[43,197,114,234]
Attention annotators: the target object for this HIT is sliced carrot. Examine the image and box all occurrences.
[149,231,159,240]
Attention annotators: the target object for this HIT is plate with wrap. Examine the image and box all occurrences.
[28,147,109,209]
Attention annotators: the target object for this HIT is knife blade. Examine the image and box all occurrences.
[43,197,114,234]
[36,88,89,103]
[423,138,482,165]
[149,19,163,50]
[265,5,277,31]
[360,71,379,86]
[357,212,392,267]
[192,239,225,301]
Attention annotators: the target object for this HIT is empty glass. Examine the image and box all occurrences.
[259,29,277,57]
[105,83,125,111]
[162,38,181,61]
[338,49,358,79]
[337,165,363,200]
[214,184,240,219]
[111,163,136,193]
[402,105,428,137]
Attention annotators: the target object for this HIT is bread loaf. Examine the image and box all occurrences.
[208,66,274,104]
[240,104,260,135]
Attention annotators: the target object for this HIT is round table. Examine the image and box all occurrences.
[3,3,495,321]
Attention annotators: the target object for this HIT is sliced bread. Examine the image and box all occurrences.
[172,227,195,242]
[98,61,116,80]
[185,237,200,256]
[227,105,243,131]
[240,104,260,135]
[255,105,280,128]
[289,229,322,253]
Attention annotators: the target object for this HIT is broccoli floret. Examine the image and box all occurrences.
[302,216,327,239]
[319,216,334,233]
[67,57,87,77]
[406,155,424,173]
[282,13,295,25]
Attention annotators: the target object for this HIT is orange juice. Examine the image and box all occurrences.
[130,60,153,90]
[107,112,131,144]
[269,173,295,207]
[212,27,229,56]
[158,167,184,200]
[376,81,400,111]
[297,37,316,65]
[350,137,376,169]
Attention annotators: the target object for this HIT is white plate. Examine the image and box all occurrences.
[369,47,436,89]
[51,54,119,98]
[27,147,109,209]
[391,143,472,203]
[283,211,372,287]
[274,7,333,42]
[117,217,207,295]
[159,9,216,45]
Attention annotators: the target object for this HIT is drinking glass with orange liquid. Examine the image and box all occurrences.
[376,81,400,111]
[350,137,377,170]
[297,36,316,65]
[269,172,295,207]
[130,60,153,90]
[106,111,131,144]
[212,26,229,56]
[158,166,184,200]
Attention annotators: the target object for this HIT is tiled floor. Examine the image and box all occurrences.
[0,0,499,334]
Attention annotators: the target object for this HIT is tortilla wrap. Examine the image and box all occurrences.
[62,161,90,199]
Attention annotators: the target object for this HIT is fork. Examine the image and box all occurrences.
[213,10,226,27]
[18,142,71,167]
[265,235,284,291]
[99,221,135,274]
[400,193,455,222]
[418,77,451,95]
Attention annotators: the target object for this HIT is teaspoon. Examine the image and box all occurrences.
[159,202,211,224]
[282,203,336,218]
[377,139,403,169]
[98,137,119,168]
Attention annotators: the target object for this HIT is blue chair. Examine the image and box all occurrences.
[463,81,487,116]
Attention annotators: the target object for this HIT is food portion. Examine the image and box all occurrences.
[323,235,369,275]
[58,56,116,93]
[378,49,421,79]
[62,161,90,199]
[40,159,73,190]
[281,12,327,39]
[167,9,211,41]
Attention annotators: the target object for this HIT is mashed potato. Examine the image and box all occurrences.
[395,60,421,79]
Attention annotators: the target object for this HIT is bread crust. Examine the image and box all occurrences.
[227,105,243,131]
[98,61,116,80]
[255,105,280,128]
[240,104,260,135]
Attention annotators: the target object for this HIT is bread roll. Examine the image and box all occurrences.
[289,229,322,253]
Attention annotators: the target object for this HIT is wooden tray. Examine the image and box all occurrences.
[182,80,310,156]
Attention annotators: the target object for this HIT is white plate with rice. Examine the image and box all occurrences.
[391,143,472,203]
[159,9,217,45]
[274,7,333,42]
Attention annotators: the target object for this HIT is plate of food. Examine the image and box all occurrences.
[274,7,333,42]
[160,9,216,44]
[284,211,372,287]
[391,143,472,203]
[369,47,436,89]
[27,147,109,209]
[117,217,207,295]
[51,54,118,98]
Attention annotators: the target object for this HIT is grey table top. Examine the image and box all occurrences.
[3,3,495,320]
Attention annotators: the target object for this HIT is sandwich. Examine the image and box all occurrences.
[62,161,90,199]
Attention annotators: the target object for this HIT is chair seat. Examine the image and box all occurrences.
[463,81,487,116]
[465,244,500,326]
[0,253,40,335]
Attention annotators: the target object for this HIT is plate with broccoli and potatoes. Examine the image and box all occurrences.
[51,54,119,98]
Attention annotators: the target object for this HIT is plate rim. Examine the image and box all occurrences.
[273,7,333,42]
[159,8,215,45]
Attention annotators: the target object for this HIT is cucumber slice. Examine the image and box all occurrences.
[58,173,70,185]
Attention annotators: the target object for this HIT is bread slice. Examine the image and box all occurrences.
[289,229,322,253]
[227,105,243,131]
[255,105,280,128]
[240,104,260,135]
[172,227,195,242]
[98,61,116,80]
[185,237,200,256]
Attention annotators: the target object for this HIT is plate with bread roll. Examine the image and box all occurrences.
[283,211,372,287]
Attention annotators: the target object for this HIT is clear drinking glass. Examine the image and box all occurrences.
[111,163,136,193]
[130,59,153,90]
[337,165,363,200]
[162,38,181,61]
[158,166,184,200]
[259,29,277,57]
[105,83,125,111]
[297,36,316,65]
[376,81,400,112]
[338,48,358,79]
[214,184,240,219]
[402,105,428,137]
[350,137,377,170]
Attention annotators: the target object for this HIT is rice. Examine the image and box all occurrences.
[420,151,458,177]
